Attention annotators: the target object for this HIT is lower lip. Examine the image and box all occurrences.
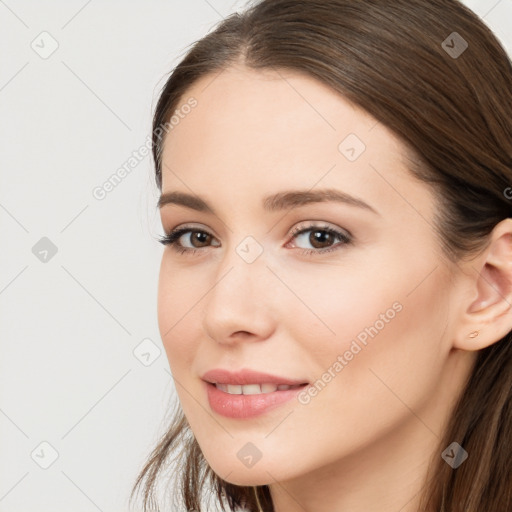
[205,381,308,419]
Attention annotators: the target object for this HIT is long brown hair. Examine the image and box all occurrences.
[130,1,512,510]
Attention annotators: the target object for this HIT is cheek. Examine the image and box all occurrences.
[273,260,398,361]
[283,255,449,411]
[157,256,204,372]
[288,244,444,343]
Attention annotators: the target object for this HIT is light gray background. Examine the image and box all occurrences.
[1,1,511,511]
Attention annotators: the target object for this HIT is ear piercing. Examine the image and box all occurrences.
[469,330,480,338]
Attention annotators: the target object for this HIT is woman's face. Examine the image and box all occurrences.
[157,65,476,487]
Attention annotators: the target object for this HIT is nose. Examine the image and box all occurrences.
[202,240,276,345]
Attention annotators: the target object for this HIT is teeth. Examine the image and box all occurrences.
[227,384,242,394]
[242,384,263,395]
[261,383,279,393]
[214,383,299,394]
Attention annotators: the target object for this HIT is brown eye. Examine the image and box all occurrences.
[308,230,337,249]
[288,223,352,255]
[187,231,213,248]
[158,227,220,253]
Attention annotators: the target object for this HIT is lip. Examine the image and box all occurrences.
[201,368,308,386]
[205,381,308,418]
[201,368,309,419]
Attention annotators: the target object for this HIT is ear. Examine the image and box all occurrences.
[453,218,512,351]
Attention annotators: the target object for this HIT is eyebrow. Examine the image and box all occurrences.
[157,188,379,216]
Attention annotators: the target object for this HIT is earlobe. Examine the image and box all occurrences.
[454,218,512,351]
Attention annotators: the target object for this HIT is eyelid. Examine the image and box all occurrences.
[158,223,219,248]
[288,221,352,240]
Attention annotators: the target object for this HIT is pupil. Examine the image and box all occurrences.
[193,232,209,247]
[311,230,332,248]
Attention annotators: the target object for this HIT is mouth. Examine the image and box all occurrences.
[201,368,309,391]
[201,368,309,418]
[210,382,307,395]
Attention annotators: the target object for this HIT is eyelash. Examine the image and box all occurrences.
[157,222,352,257]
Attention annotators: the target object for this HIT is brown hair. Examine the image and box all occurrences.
[130,1,512,510]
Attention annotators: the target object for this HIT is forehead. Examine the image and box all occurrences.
[163,65,379,158]
[159,65,432,220]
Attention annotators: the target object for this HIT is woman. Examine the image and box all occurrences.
[131,0,512,510]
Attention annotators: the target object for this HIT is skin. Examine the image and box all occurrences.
[156,65,512,512]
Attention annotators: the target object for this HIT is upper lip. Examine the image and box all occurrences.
[201,368,308,386]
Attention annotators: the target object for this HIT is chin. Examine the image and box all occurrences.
[213,469,274,487]
[205,457,279,486]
